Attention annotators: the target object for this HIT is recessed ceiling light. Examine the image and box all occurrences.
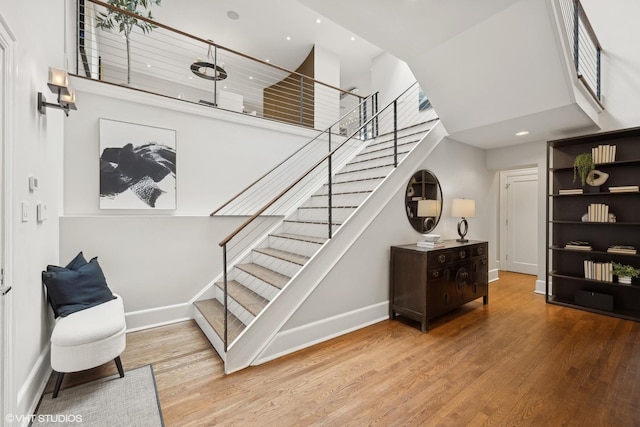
[188,76,193,80]
[227,10,239,20]
[515,131,530,136]
[249,76,253,80]
[350,36,356,41]
[316,18,321,24]
[265,59,270,63]
[286,36,291,41]
[146,64,152,68]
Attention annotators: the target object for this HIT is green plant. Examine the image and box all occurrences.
[573,152,595,186]
[95,0,161,85]
[612,262,640,278]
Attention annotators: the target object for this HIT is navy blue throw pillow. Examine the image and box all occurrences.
[64,251,88,271]
[42,256,115,317]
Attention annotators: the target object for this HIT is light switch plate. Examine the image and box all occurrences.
[21,201,29,222]
[36,203,46,222]
[29,176,38,191]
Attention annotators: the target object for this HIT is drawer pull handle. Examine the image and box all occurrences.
[438,254,446,263]
[459,250,466,259]
[432,270,440,278]
[443,293,450,305]
[478,247,483,255]
[482,259,487,265]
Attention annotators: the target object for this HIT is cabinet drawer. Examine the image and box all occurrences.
[428,248,471,265]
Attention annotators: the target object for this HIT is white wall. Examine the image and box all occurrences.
[65,78,318,216]
[282,136,496,329]
[580,0,640,131]
[0,0,67,419]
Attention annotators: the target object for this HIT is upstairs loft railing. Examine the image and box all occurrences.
[214,81,436,351]
[559,0,603,108]
[76,0,365,131]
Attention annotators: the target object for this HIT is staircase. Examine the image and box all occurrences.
[194,117,438,364]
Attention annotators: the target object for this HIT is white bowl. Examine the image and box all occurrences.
[422,234,441,242]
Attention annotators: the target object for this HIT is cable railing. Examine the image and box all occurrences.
[215,81,436,350]
[75,0,365,130]
[559,0,603,107]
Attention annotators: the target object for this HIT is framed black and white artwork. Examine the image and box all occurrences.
[99,119,177,210]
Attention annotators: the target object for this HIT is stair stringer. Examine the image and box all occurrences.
[224,121,447,374]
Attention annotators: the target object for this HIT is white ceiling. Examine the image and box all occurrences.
[151,0,383,95]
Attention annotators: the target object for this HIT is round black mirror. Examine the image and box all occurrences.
[405,169,443,233]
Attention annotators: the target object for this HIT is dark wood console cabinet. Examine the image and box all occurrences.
[389,240,489,332]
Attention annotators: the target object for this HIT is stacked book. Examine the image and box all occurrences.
[587,203,610,222]
[559,188,583,195]
[607,245,637,254]
[565,241,592,251]
[592,144,616,164]
[609,185,639,193]
[584,260,613,282]
[417,234,444,249]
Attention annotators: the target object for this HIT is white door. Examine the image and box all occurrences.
[500,168,539,275]
[0,15,15,424]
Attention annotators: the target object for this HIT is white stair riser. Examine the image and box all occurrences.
[267,235,323,258]
[335,166,394,181]
[324,178,383,193]
[283,221,338,239]
[294,207,355,222]
[355,143,415,162]
[308,192,369,207]
[362,136,419,153]
[214,285,255,326]
[341,156,398,172]
[230,269,280,301]
[251,252,302,278]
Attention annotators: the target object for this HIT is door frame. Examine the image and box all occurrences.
[499,167,539,273]
[0,12,16,423]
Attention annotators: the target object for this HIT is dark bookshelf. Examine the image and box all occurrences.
[547,126,640,321]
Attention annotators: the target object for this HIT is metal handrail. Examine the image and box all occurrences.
[210,91,378,216]
[84,0,365,100]
[218,82,418,247]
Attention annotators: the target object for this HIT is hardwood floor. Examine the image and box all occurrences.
[52,271,640,426]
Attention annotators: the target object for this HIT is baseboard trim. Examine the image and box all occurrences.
[534,279,546,295]
[489,268,500,283]
[254,301,388,366]
[125,303,192,332]
[17,343,51,425]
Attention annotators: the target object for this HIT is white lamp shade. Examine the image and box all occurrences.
[47,67,70,95]
[418,199,441,217]
[451,199,475,218]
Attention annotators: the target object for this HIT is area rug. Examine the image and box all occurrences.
[32,365,164,427]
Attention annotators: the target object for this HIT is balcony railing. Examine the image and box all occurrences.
[559,0,603,107]
[75,0,365,130]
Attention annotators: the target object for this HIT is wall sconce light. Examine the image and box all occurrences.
[451,198,476,243]
[37,67,77,116]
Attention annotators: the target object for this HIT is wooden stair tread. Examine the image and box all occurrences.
[335,164,394,175]
[270,233,327,245]
[297,205,358,210]
[214,280,268,316]
[194,298,244,343]
[236,263,290,289]
[254,247,310,266]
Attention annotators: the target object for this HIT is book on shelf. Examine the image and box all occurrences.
[609,185,639,193]
[558,188,583,195]
[587,203,609,222]
[584,260,613,282]
[592,144,616,164]
[417,241,445,249]
[565,240,592,251]
[607,245,637,254]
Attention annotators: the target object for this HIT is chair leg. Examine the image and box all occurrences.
[114,356,125,378]
[52,371,65,399]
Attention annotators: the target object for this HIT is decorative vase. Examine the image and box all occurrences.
[618,276,632,285]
